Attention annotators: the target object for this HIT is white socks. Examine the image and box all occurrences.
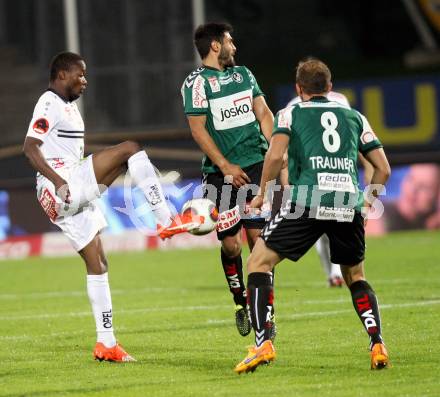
[128,151,172,226]
[87,273,117,348]
[315,235,342,278]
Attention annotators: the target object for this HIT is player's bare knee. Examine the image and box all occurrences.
[222,241,241,257]
[247,253,265,273]
[122,140,142,158]
[85,260,107,275]
[100,258,109,273]
[341,263,365,286]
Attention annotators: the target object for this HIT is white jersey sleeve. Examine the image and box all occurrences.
[327,91,350,107]
[286,91,350,108]
[286,96,302,107]
[26,93,61,142]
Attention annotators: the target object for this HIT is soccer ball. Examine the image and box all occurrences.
[182,198,218,235]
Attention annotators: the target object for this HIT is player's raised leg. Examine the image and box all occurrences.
[341,262,389,369]
[92,141,173,227]
[79,234,135,362]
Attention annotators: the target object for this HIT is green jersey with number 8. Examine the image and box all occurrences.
[181,65,268,174]
[273,96,382,215]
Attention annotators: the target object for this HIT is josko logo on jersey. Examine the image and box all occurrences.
[209,89,255,130]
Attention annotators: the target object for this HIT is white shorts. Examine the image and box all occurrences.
[36,155,108,251]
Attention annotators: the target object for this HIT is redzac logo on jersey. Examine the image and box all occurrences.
[38,188,58,221]
[32,118,50,134]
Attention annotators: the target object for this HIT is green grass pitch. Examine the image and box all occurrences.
[0,230,439,397]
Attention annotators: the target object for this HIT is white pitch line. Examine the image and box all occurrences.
[1,277,437,301]
[0,326,128,342]
[0,304,231,321]
[1,300,439,342]
[1,298,439,324]
[206,299,440,324]
[0,287,190,300]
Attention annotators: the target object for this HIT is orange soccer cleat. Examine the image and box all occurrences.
[370,343,390,370]
[234,340,276,374]
[158,212,204,239]
[93,342,136,363]
[328,276,344,288]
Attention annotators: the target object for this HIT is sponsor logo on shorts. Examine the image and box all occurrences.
[216,205,240,232]
[38,188,58,221]
[315,206,355,222]
[317,172,355,193]
[33,118,49,134]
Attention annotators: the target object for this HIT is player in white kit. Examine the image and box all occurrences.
[23,52,199,362]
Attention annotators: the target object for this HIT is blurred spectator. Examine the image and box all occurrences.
[367,163,440,234]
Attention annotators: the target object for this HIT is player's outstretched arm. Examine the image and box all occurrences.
[188,115,250,188]
[23,136,71,203]
[253,96,274,143]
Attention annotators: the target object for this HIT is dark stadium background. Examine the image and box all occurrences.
[0,0,439,239]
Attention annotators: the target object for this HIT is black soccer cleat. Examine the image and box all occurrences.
[235,305,252,336]
[267,313,277,343]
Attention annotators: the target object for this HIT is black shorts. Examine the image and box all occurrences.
[203,162,266,240]
[262,204,365,266]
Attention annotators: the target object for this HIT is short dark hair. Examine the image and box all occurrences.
[49,52,84,81]
[296,59,331,95]
[194,22,233,59]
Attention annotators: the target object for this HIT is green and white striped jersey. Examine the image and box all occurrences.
[273,96,382,215]
[181,65,268,174]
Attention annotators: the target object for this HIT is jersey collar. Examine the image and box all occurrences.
[308,96,329,102]
[46,88,70,103]
[202,64,226,72]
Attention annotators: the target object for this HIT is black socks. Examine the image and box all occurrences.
[220,249,246,307]
[350,280,383,348]
[247,272,274,346]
